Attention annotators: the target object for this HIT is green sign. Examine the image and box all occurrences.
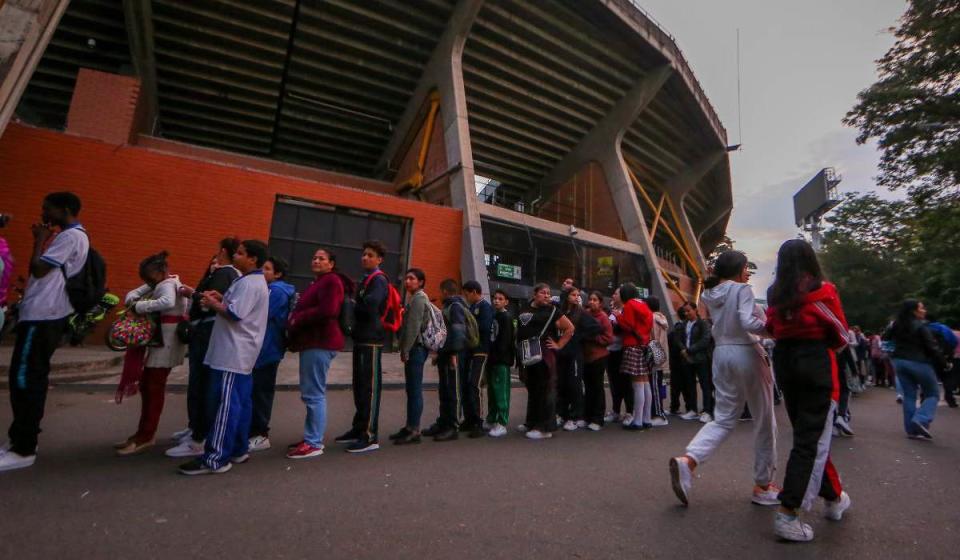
[496,263,522,280]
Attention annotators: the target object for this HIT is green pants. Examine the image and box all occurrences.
[486,363,511,426]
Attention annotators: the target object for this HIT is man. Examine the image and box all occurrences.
[424,279,469,442]
[1,193,89,472]
[678,302,714,423]
[335,240,389,453]
[927,315,958,408]
[487,289,514,438]
[178,240,270,475]
[462,280,493,438]
[552,277,581,306]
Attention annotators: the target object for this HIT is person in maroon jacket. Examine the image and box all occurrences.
[765,239,851,542]
[285,249,353,460]
[583,291,614,429]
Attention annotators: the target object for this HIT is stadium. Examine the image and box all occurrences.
[0,0,733,320]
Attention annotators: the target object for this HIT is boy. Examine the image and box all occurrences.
[1,192,89,472]
[179,240,269,475]
[487,290,515,438]
[335,240,388,453]
[462,280,493,438]
[424,278,468,442]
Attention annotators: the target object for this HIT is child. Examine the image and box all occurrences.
[178,240,269,475]
[423,279,468,442]
[486,290,515,437]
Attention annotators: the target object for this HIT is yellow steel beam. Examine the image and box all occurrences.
[649,193,666,238]
[627,168,701,277]
[398,90,441,193]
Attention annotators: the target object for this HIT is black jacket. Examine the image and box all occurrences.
[189,265,239,322]
[672,318,712,364]
[886,319,947,370]
[489,309,515,367]
[353,270,388,345]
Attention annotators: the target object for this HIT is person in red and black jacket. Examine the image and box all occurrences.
[765,239,851,542]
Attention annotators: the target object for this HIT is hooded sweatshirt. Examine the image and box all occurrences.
[765,281,848,351]
[287,271,353,353]
[701,281,767,346]
[618,298,653,347]
[255,279,297,368]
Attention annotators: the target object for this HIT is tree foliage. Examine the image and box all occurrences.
[843,0,960,193]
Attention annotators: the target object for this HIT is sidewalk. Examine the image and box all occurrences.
[0,344,428,389]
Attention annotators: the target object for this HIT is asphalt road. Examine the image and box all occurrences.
[0,384,957,559]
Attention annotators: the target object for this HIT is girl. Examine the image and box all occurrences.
[605,289,633,424]
[557,287,588,431]
[583,291,613,430]
[765,239,851,542]
[392,268,431,445]
[617,283,653,430]
[668,251,779,508]
[114,251,188,455]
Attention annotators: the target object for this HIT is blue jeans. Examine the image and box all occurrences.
[893,358,939,434]
[300,349,337,447]
[203,370,253,470]
[403,344,428,430]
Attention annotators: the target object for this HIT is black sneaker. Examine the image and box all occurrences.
[335,430,362,445]
[422,423,443,437]
[468,427,485,439]
[346,439,380,453]
[394,432,422,445]
[622,424,644,431]
[389,427,412,441]
[433,428,459,442]
[178,458,232,475]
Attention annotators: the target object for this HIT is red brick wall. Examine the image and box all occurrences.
[0,124,463,319]
[66,69,144,145]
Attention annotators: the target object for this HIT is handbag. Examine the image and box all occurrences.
[175,319,193,344]
[520,306,556,367]
[107,311,158,349]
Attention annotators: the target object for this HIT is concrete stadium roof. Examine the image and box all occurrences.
[16,0,731,246]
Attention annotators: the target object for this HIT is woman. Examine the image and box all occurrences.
[617,283,653,430]
[583,291,613,430]
[885,300,948,439]
[392,268,431,445]
[114,251,188,455]
[668,251,779,508]
[557,287,589,431]
[167,238,240,457]
[605,289,633,424]
[516,283,575,440]
[285,249,351,459]
[765,239,851,542]
[645,296,670,426]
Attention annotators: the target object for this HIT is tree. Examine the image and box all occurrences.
[706,235,756,270]
[843,0,960,194]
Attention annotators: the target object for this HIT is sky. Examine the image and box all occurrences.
[638,0,908,296]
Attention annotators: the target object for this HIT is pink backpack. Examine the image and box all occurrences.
[0,238,13,305]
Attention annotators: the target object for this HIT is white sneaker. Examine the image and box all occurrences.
[171,427,192,441]
[834,416,855,437]
[603,412,618,423]
[575,420,587,428]
[0,450,36,472]
[669,457,693,506]
[824,491,851,521]
[651,417,669,427]
[680,410,700,421]
[516,423,529,433]
[248,436,271,452]
[0,441,9,455]
[165,439,204,458]
[621,414,635,426]
[586,422,602,432]
[752,483,782,506]
[774,512,814,542]
[699,412,713,424]
[562,420,578,431]
[525,429,553,440]
[488,424,508,438]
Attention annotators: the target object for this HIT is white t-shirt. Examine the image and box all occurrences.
[204,271,269,375]
[19,225,90,322]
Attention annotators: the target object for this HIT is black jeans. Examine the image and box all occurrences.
[556,353,584,422]
[7,319,68,456]
[524,349,558,432]
[436,351,463,429]
[351,344,383,441]
[775,340,843,511]
[462,353,487,428]
[187,320,214,442]
[937,360,957,406]
[583,357,607,424]
[693,361,713,414]
[607,350,633,415]
[249,361,280,437]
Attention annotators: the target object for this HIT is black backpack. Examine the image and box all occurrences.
[63,230,107,315]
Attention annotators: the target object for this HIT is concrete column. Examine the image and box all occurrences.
[377,0,488,292]
[696,205,732,245]
[0,0,68,139]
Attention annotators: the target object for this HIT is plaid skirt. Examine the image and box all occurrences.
[621,345,653,377]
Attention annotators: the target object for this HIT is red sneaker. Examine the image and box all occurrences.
[286,442,324,460]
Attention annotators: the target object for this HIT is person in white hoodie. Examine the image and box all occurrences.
[669,250,779,507]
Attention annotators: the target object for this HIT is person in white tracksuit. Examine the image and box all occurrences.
[669,250,779,507]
